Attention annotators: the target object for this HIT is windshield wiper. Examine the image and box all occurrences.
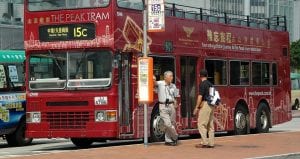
[48,50,63,73]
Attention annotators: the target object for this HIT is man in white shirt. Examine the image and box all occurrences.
[154,71,179,146]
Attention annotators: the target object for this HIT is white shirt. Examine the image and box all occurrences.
[156,81,179,103]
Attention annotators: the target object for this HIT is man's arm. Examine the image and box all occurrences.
[193,95,203,116]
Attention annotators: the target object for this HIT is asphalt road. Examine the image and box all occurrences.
[0,111,299,159]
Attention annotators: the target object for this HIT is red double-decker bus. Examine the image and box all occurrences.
[24,0,291,147]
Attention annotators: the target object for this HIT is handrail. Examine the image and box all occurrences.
[164,2,287,32]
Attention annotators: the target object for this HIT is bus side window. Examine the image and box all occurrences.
[205,60,227,85]
[230,61,250,86]
[0,65,7,89]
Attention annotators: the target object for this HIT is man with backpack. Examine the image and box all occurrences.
[193,69,218,148]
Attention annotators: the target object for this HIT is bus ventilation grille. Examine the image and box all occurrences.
[46,112,90,129]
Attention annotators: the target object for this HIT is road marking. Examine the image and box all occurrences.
[245,152,300,159]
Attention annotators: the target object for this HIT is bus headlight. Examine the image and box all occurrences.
[95,111,106,122]
[26,112,41,123]
[95,110,117,122]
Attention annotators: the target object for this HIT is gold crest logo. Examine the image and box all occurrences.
[183,26,194,38]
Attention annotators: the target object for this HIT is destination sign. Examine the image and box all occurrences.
[39,23,95,42]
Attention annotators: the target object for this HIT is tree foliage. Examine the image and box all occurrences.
[290,40,300,70]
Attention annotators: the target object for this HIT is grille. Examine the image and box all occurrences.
[46,112,90,129]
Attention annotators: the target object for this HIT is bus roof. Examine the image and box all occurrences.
[0,50,25,63]
[291,73,300,80]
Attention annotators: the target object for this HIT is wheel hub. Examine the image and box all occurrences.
[260,111,268,129]
[235,111,246,129]
[152,115,165,138]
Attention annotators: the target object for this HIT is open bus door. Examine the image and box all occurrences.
[117,52,134,137]
[180,56,197,129]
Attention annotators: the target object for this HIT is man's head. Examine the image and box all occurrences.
[164,71,173,84]
[200,69,208,81]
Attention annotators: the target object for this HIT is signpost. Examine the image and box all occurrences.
[148,0,165,32]
[139,0,165,147]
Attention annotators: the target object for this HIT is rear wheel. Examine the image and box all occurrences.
[71,138,93,148]
[255,103,270,133]
[150,107,165,142]
[234,106,248,135]
[6,120,33,147]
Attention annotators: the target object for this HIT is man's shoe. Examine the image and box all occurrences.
[165,142,176,146]
[173,139,178,145]
[207,145,214,148]
[195,144,210,148]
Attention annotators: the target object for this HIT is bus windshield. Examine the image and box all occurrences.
[29,50,112,90]
[28,0,110,11]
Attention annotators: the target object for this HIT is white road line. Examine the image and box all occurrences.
[245,152,300,159]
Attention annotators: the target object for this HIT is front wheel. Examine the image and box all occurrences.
[6,120,33,147]
[234,106,248,135]
[71,138,93,148]
[150,108,165,142]
[255,103,270,133]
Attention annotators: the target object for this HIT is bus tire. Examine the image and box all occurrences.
[234,106,248,135]
[150,107,165,142]
[6,120,33,147]
[70,138,93,148]
[255,103,270,133]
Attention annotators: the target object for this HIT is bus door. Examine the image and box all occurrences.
[180,56,197,129]
[118,53,133,135]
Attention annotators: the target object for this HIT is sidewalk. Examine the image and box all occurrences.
[9,131,300,159]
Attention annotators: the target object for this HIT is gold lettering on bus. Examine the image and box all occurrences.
[207,30,213,42]
[46,17,50,23]
[34,18,38,24]
[214,31,220,42]
[39,17,44,24]
[220,32,226,43]
[27,19,32,24]
[226,33,232,43]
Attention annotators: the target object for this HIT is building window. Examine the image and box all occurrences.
[205,60,227,85]
[230,61,250,85]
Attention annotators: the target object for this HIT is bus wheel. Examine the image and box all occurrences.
[255,103,270,133]
[70,138,93,148]
[150,108,165,142]
[234,106,248,135]
[6,120,33,147]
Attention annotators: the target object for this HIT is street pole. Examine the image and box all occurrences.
[143,0,148,147]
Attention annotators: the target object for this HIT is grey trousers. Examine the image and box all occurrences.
[159,104,178,143]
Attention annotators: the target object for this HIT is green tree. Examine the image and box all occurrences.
[290,40,300,70]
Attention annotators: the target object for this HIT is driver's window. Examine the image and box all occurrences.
[0,65,7,89]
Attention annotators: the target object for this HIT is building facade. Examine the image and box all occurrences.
[293,0,300,41]
[0,0,24,50]
[209,0,295,41]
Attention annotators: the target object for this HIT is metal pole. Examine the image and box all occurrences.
[143,0,148,147]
